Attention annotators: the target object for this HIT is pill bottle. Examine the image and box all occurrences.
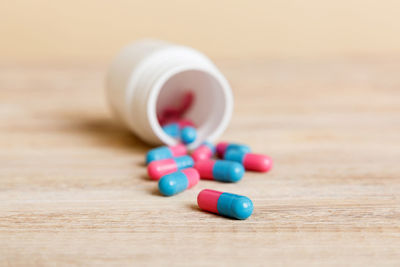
[106,39,233,148]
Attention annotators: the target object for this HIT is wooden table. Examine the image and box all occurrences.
[1,61,399,266]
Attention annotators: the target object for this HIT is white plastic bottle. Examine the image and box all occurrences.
[106,39,233,148]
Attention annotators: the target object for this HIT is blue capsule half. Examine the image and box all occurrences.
[146,147,172,164]
[162,123,180,138]
[213,160,244,182]
[159,171,188,196]
[180,126,197,144]
[146,144,187,164]
[158,168,199,196]
[224,149,246,162]
[217,192,254,220]
[216,142,251,158]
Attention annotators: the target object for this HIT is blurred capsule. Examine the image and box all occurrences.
[147,155,194,180]
[216,142,251,158]
[162,123,180,138]
[191,141,215,162]
[180,126,197,144]
[146,144,187,164]
[225,150,273,172]
[158,168,199,196]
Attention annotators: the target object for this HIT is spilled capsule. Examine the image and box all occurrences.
[191,141,215,162]
[180,126,197,144]
[194,159,244,182]
[146,144,187,164]
[224,150,273,172]
[158,168,200,196]
[162,120,197,144]
[197,189,253,220]
[147,155,194,180]
[216,142,251,158]
[162,123,180,139]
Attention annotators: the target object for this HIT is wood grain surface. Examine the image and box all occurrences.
[1,61,400,266]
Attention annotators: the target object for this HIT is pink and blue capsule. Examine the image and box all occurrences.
[146,144,187,164]
[162,123,180,138]
[180,126,197,144]
[194,159,244,182]
[158,168,200,196]
[191,141,215,162]
[216,142,251,158]
[148,155,194,180]
[197,189,253,220]
[224,150,273,172]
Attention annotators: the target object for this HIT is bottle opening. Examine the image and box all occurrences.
[148,68,232,148]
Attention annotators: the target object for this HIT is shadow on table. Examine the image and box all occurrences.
[187,203,202,212]
[186,203,233,220]
[59,112,150,155]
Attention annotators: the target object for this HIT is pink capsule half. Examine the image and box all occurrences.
[146,144,187,164]
[197,189,221,214]
[224,150,273,172]
[191,142,215,162]
[147,155,194,180]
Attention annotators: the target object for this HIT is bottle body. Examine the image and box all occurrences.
[106,40,233,147]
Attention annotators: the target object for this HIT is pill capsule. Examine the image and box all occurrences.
[177,119,195,128]
[160,91,194,122]
[161,108,180,121]
[197,189,253,220]
[180,126,197,144]
[146,144,187,164]
[194,159,244,182]
[216,142,251,158]
[158,168,200,196]
[224,150,273,172]
[191,141,215,162]
[162,123,180,138]
[148,155,194,180]
[158,111,179,126]
[177,91,194,115]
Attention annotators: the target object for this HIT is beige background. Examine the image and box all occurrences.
[1,0,400,63]
[2,1,400,266]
